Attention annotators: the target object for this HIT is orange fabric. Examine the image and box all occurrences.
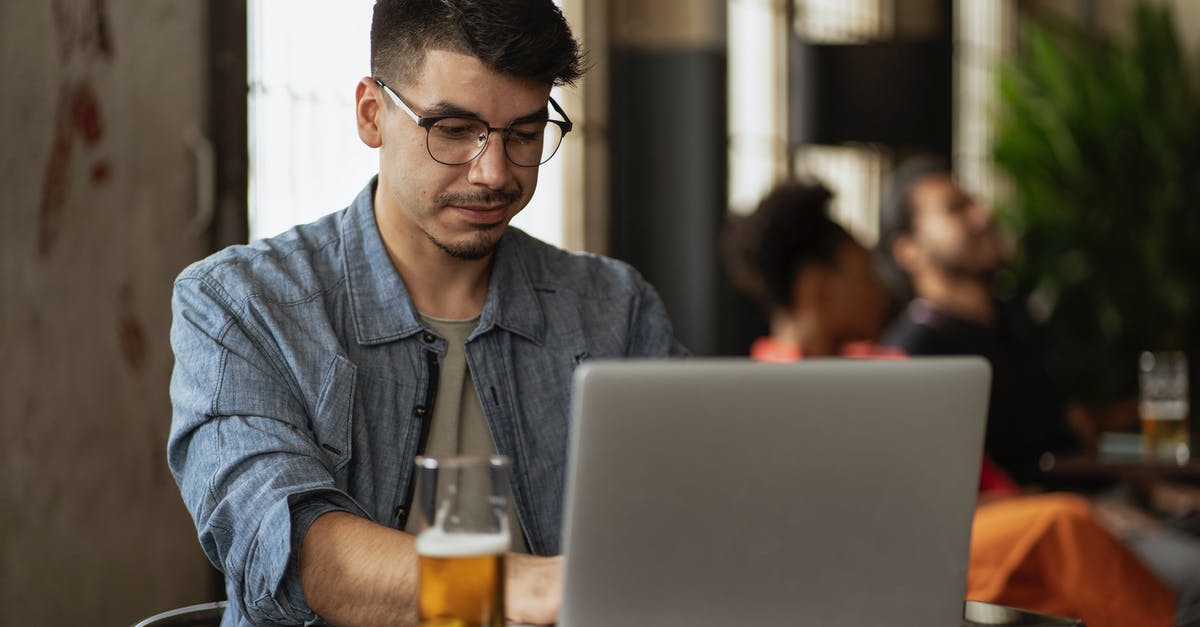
[748,337,905,362]
[968,493,1175,627]
[749,337,803,362]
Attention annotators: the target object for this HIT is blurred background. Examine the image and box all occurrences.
[2,0,1198,624]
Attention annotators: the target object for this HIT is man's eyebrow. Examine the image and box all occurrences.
[422,101,480,118]
[422,100,549,124]
[510,109,551,124]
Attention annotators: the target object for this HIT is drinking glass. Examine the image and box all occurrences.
[1139,351,1190,464]
[413,455,511,627]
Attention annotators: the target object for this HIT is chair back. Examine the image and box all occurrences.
[963,600,1084,626]
[131,600,227,627]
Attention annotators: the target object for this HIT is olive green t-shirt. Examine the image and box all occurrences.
[403,314,529,554]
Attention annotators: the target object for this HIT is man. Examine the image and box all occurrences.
[168,2,685,625]
[877,157,1080,485]
[877,158,1200,625]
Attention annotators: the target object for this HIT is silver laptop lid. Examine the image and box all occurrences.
[560,357,990,627]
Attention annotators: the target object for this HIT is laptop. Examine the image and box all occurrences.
[558,357,991,627]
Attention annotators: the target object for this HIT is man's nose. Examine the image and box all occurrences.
[467,131,513,189]
[967,201,995,231]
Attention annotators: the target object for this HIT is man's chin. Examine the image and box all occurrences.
[426,229,503,261]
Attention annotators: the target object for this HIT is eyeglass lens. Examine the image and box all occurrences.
[426,118,565,166]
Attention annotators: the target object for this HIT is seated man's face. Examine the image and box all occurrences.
[374,49,552,260]
[906,174,1006,280]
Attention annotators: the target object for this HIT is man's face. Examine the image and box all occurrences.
[903,174,1005,280]
[372,49,551,260]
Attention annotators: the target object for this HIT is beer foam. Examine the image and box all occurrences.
[416,530,509,557]
[1141,400,1188,421]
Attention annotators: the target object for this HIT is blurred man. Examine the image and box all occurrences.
[878,157,1079,485]
[168,2,684,625]
[878,158,1200,626]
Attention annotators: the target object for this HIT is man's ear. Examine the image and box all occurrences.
[891,235,921,275]
[355,77,383,148]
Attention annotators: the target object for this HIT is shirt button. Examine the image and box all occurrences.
[422,332,435,344]
[414,405,428,417]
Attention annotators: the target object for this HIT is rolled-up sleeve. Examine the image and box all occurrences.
[168,274,367,625]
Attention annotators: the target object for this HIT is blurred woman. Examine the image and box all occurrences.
[721,180,1176,627]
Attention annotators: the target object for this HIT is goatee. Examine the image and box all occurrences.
[426,188,523,260]
[425,229,498,260]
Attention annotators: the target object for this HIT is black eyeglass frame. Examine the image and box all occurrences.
[373,77,573,167]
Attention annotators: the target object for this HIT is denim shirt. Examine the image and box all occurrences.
[168,179,687,625]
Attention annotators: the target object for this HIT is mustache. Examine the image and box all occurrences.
[437,189,522,207]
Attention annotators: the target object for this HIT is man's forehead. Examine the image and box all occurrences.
[911,175,961,207]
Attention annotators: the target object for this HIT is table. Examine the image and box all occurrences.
[1039,431,1200,484]
[1040,451,1200,482]
[505,602,1082,626]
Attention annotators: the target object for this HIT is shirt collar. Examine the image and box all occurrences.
[342,177,545,346]
[908,298,993,333]
[470,228,545,345]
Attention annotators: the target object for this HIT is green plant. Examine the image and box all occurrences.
[992,2,1200,403]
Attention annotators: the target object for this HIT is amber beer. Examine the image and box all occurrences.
[417,529,507,627]
[1141,399,1190,463]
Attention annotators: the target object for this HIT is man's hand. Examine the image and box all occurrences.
[506,553,563,625]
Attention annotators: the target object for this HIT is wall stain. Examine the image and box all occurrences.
[117,283,148,373]
[37,91,75,257]
[86,0,115,59]
[90,160,111,184]
[38,0,114,258]
[71,83,104,144]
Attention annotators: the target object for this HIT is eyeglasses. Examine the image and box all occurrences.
[373,78,573,167]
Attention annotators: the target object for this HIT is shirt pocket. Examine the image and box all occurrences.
[313,354,357,471]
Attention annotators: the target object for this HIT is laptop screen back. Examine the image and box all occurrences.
[559,357,990,627]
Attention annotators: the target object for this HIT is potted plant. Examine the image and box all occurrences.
[991,2,1200,423]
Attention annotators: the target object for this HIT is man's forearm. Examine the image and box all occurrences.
[300,511,420,626]
[300,511,565,626]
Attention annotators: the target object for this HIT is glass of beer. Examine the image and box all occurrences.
[413,455,510,627]
[1139,351,1190,464]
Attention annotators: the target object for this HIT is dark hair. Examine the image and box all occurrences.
[877,155,950,256]
[721,180,851,311]
[371,0,584,88]
[876,155,950,301]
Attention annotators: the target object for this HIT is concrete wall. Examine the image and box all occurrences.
[607,0,731,356]
[1,0,215,624]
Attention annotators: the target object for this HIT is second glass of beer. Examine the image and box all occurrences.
[413,455,510,627]
[1139,351,1190,464]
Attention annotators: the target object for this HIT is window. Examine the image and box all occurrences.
[954,0,1017,206]
[728,0,888,245]
[727,0,789,215]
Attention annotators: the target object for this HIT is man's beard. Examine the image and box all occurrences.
[928,248,999,283]
[425,188,523,261]
[423,225,499,261]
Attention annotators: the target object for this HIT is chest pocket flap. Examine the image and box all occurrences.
[313,354,357,470]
